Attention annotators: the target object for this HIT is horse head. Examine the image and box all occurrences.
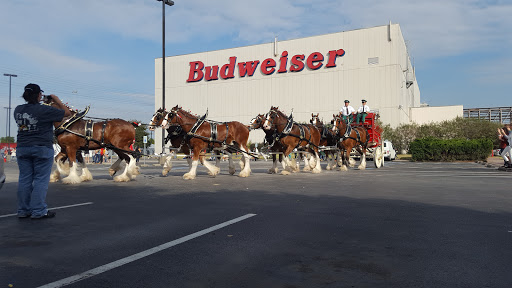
[149,108,168,131]
[263,107,287,131]
[249,114,266,130]
[332,113,346,135]
[310,113,322,127]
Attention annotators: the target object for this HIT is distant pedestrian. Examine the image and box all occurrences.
[498,127,512,168]
[14,83,70,219]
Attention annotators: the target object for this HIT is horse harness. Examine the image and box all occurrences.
[340,125,369,146]
[185,113,230,147]
[273,115,319,150]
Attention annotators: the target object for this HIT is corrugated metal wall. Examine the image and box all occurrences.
[154,24,420,152]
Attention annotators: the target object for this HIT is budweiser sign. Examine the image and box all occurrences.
[187,49,346,83]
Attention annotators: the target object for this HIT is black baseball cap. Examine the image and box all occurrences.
[362,99,367,102]
[344,100,350,103]
[24,83,43,94]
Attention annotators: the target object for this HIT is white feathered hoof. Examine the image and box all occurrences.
[62,175,82,184]
[281,170,291,175]
[268,168,278,174]
[312,167,322,174]
[338,165,348,172]
[162,169,170,176]
[239,170,250,178]
[183,173,196,180]
[239,160,245,170]
[207,166,220,177]
[358,164,366,170]
[80,171,93,182]
[109,169,117,177]
[49,171,60,183]
[114,174,131,182]
[303,166,312,172]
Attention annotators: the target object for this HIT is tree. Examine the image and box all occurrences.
[0,136,15,143]
[130,120,149,148]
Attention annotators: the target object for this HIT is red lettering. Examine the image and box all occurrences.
[238,61,260,77]
[306,52,324,70]
[325,49,345,68]
[187,61,204,82]
[220,57,237,79]
[290,54,305,72]
[278,51,288,73]
[261,58,276,75]
[205,66,219,81]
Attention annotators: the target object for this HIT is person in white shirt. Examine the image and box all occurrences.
[356,99,370,125]
[498,127,512,168]
[339,100,355,124]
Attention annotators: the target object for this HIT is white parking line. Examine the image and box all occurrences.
[0,202,94,219]
[37,213,257,288]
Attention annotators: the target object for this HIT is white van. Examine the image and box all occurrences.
[383,140,396,161]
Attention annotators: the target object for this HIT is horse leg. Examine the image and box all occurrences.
[114,154,136,182]
[62,150,82,184]
[312,151,322,174]
[109,157,123,176]
[225,151,236,175]
[281,148,296,175]
[325,151,333,170]
[201,153,220,177]
[303,152,312,172]
[162,155,173,176]
[77,153,93,181]
[183,151,200,180]
[50,153,66,182]
[358,148,367,170]
[268,154,279,174]
[339,149,349,172]
[238,146,251,178]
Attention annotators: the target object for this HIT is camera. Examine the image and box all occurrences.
[43,95,52,102]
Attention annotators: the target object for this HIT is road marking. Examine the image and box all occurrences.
[0,202,93,219]
[37,213,257,288]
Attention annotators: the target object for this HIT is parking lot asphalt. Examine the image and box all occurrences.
[1,159,511,288]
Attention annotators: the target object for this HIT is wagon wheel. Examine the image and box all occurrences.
[374,145,384,168]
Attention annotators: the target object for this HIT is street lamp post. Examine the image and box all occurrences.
[157,0,174,155]
[3,73,17,152]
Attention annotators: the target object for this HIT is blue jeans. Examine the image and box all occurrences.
[16,146,54,217]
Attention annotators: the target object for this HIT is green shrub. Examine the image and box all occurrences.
[410,138,493,161]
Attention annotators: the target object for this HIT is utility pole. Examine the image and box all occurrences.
[3,73,17,152]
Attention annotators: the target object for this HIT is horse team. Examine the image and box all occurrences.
[47,100,371,184]
[149,105,370,179]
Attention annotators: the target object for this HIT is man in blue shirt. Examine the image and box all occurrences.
[14,83,70,219]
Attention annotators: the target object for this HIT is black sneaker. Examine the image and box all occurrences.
[17,214,31,219]
[31,210,56,219]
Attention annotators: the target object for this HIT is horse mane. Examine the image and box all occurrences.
[177,107,198,119]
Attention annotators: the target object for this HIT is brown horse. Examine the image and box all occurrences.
[249,114,283,174]
[166,105,252,179]
[262,107,322,175]
[310,113,340,170]
[149,108,192,176]
[46,99,139,183]
[332,113,369,171]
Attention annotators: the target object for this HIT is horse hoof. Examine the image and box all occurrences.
[281,171,291,175]
[114,175,131,182]
[183,173,196,180]
[109,169,116,177]
[312,168,322,174]
[62,177,82,184]
[239,170,250,178]
[303,167,311,172]
[339,166,348,172]
[358,165,366,170]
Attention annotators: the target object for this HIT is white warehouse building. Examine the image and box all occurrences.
[154,23,459,153]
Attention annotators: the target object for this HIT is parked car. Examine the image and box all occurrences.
[0,159,5,190]
[383,140,396,161]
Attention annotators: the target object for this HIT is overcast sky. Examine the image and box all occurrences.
[0,0,510,139]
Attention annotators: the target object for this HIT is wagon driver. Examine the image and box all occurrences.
[356,99,370,125]
[340,100,355,124]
